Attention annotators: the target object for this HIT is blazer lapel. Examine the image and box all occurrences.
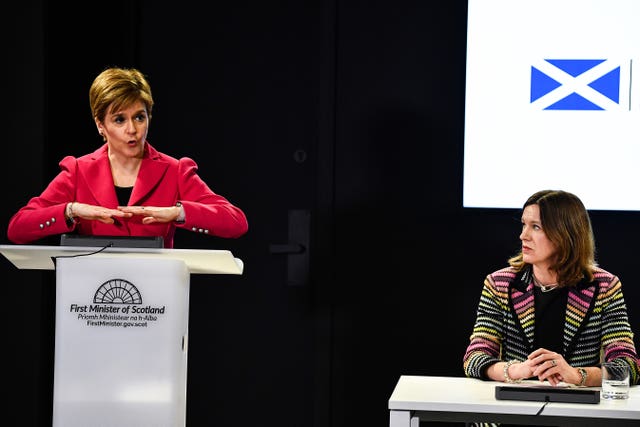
[564,281,598,355]
[129,156,169,206]
[511,272,536,348]
[78,146,119,207]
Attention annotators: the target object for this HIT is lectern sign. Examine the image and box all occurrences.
[67,278,167,329]
[53,256,191,427]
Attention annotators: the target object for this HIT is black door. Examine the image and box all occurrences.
[138,3,332,426]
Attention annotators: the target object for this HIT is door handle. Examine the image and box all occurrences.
[268,209,309,286]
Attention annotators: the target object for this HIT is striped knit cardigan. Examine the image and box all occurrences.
[463,265,640,385]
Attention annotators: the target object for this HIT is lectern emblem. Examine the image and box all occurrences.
[93,278,143,304]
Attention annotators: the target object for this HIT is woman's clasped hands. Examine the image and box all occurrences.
[510,348,583,386]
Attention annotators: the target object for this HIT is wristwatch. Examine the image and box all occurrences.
[65,202,77,226]
[577,367,587,386]
[174,201,186,224]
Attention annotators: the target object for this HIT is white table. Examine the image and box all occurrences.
[389,375,640,427]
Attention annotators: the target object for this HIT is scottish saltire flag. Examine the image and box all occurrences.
[465,0,640,210]
[530,59,622,110]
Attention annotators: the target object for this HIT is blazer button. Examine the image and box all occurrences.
[198,228,203,233]
[191,227,197,232]
[39,224,44,229]
[204,229,209,234]
[46,221,51,226]
[51,217,56,223]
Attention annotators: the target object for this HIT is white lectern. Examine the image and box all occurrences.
[0,244,243,427]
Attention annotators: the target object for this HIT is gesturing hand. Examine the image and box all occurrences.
[117,205,182,224]
[70,202,132,224]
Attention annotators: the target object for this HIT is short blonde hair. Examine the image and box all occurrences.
[89,67,154,123]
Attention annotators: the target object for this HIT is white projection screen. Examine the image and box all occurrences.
[463,0,640,210]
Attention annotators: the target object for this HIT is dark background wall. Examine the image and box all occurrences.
[3,2,639,427]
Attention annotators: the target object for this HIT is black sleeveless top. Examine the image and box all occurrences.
[115,186,133,206]
[534,286,569,353]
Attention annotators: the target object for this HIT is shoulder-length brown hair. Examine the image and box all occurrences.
[508,189,596,286]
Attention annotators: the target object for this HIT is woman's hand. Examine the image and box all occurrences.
[528,348,575,386]
[69,202,132,224]
[118,205,182,224]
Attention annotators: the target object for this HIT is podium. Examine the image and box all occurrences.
[0,244,243,427]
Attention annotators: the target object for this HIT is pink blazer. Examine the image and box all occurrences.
[7,143,248,248]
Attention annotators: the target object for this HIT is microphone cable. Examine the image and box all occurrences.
[51,242,113,266]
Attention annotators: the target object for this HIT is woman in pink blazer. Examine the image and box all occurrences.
[7,67,248,248]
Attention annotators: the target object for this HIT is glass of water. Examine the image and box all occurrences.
[601,362,630,400]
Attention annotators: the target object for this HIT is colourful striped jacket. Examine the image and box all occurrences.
[463,265,640,385]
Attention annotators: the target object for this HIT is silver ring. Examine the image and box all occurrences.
[551,359,557,367]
